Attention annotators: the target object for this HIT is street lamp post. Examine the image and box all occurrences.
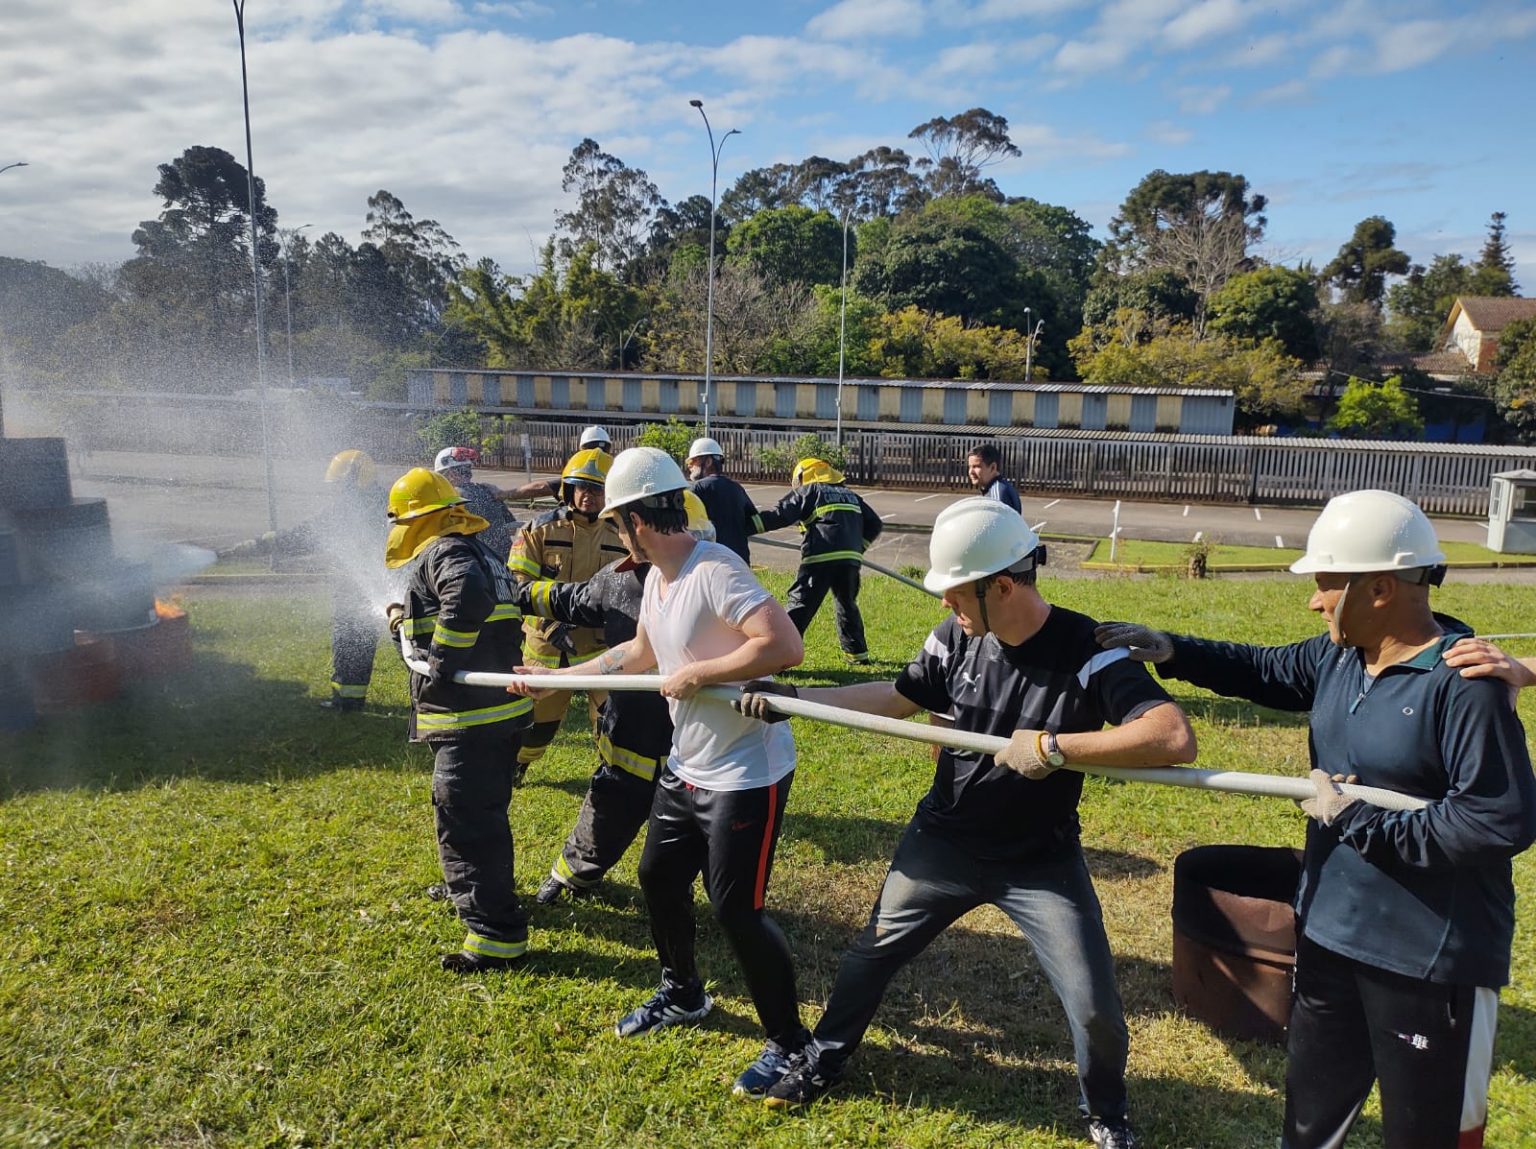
[232,0,279,541]
[689,99,739,437]
[0,161,26,438]
[1025,318,1045,381]
[836,206,853,447]
[280,223,312,386]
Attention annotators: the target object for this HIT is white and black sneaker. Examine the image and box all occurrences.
[1087,1116,1139,1149]
[614,983,713,1037]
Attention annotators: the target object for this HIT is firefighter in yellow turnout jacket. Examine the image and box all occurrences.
[506,448,628,779]
[384,468,533,973]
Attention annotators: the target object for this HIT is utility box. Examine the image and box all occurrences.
[1487,470,1536,553]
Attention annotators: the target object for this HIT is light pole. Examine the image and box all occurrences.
[1026,318,1045,381]
[689,99,739,436]
[233,0,279,541]
[0,162,25,438]
[280,223,311,386]
[836,206,854,446]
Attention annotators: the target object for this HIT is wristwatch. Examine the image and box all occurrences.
[1039,731,1066,768]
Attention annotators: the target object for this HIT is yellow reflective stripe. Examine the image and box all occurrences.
[432,623,479,649]
[809,502,859,520]
[750,513,765,534]
[330,682,368,698]
[408,616,436,637]
[507,554,541,578]
[520,648,562,668]
[463,932,527,959]
[529,580,557,618]
[596,733,662,781]
[487,603,522,623]
[415,697,533,731]
[802,550,864,564]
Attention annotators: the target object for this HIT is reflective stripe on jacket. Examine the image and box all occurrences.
[755,482,883,566]
[509,506,627,662]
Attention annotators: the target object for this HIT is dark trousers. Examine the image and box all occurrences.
[1283,935,1499,1149]
[638,768,804,1049]
[554,760,659,888]
[785,562,867,656]
[431,727,528,945]
[810,823,1130,1123]
[330,607,379,701]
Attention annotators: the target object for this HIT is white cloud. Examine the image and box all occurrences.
[1309,44,1356,77]
[1005,121,1131,165]
[932,41,1002,75]
[805,0,925,40]
[1218,31,1290,67]
[362,0,466,23]
[1371,20,1453,73]
[1162,0,1255,49]
[1052,35,1132,75]
[1174,83,1230,114]
[945,0,1091,19]
[1145,119,1193,144]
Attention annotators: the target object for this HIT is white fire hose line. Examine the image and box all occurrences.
[752,534,940,599]
[396,630,1425,812]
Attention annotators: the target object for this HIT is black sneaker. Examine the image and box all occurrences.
[440,949,526,974]
[614,983,713,1037]
[762,1053,840,1108]
[535,875,571,905]
[1087,1116,1139,1149]
[732,1042,796,1097]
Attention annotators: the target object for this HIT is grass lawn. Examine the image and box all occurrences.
[5,572,1536,1147]
[1086,537,1528,570]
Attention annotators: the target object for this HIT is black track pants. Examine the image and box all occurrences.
[637,768,803,1047]
[431,727,528,945]
[1283,935,1498,1149]
[785,563,867,656]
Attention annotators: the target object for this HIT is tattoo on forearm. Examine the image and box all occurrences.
[598,648,625,675]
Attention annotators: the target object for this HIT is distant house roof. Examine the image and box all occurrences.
[1448,296,1536,335]
[1410,349,1483,378]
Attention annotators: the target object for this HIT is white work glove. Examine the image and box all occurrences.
[1094,622,1174,664]
[995,728,1055,780]
[1298,769,1360,827]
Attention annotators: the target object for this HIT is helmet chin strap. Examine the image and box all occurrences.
[1333,572,1367,647]
[972,576,995,637]
[618,515,650,567]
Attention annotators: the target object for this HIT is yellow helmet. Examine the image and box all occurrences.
[325,449,377,488]
[388,468,464,521]
[791,457,843,487]
[682,489,715,542]
[561,448,613,495]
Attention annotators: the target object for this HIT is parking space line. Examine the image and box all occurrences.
[1193,531,1203,542]
[1183,505,1190,517]
[1253,508,1263,521]
[1043,498,1061,510]
[915,493,944,502]
[1275,535,1284,548]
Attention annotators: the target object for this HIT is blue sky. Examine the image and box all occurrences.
[2,0,1533,290]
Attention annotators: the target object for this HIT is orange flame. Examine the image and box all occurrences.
[154,599,186,621]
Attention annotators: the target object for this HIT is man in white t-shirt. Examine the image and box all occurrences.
[510,446,808,1097]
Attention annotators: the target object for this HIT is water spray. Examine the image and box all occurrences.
[395,629,1424,812]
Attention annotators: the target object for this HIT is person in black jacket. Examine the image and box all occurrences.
[753,457,882,663]
[1098,489,1536,1149]
[517,491,718,906]
[686,436,758,563]
[384,467,534,974]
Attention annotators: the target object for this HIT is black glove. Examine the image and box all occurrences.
[1094,622,1174,664]
[733,679,797,723]
[548,623,578,657]
[386,603,407,637]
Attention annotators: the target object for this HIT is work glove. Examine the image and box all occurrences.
[995,728,1055,780]
[1298,769,1360,827]
[1094,622,1174,664]
[548,623,578,657]
[733,679,798,723]
[385,602,407,637]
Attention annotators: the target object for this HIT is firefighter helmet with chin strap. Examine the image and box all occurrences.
[325,449,377,488]
[560,448,612,501]
[791,457,843,487]
[388,468,465,521]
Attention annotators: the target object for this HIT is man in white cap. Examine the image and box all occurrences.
[685,435,758,563]
[1096,488,1536,1149]
[510,446,810,1099]
[738,497,1195,1148]
[432,446,519,558]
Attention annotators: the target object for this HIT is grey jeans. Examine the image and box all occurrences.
[809,821,1130,1122]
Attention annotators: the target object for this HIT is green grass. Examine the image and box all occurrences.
[1086,537,1530,570]
[5,574,1536,1147]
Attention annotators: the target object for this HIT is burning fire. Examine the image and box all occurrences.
[154,598,186,621]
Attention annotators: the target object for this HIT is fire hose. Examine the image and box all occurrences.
[396,629,1426,812]
[752,535,939,599]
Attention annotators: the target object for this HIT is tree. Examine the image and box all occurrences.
[1324,216,1410,307]
[1328,375,1423,438]
[554,138,664,277]
[1208,266,1320,361]
[1472,210,1519,296]
[1493,316,1536,442]
[841,147,926,219]
[854,210,1017,325]
[641,261,815,375]
[1100,170,1267,335]
[907,108,1019,199]
[1386,254,1475,352]
[726,206,846,288]
[867,307,1033,380]
[1078,269,1200,349]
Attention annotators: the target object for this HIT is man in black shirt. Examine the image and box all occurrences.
[738,497,1196,1149]
[686,436,759,563]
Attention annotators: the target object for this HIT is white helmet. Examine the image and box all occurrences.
[1290,489,1445,575]
[687,437,724,461]
[924,497,1042,593]
[601,447,688,516]
[579,425,611,449]
[433,445,477,474]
